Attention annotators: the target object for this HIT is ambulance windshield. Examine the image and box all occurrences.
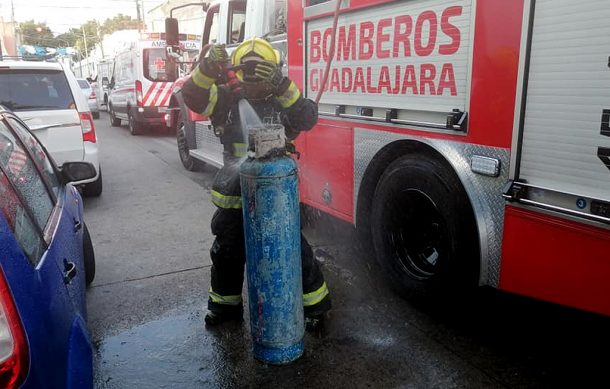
[143,48,176,82]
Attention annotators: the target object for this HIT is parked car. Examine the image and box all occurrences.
[0,108,95,388]
[77,78,100,119]
[0,60,103,197]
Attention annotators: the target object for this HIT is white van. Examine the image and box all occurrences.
[107,32,200,135]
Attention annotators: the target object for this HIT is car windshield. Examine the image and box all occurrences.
[77,79,90,89]
[143,48,175,82]
[0,69,76,112]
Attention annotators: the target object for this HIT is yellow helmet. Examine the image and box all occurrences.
[231,38,281,82]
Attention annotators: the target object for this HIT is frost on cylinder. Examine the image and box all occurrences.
[240,125,304,365]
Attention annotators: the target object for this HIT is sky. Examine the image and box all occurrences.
[0,0,165,34]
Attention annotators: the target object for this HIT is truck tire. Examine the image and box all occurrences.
[109,105,121,127]
[370,155,479,299]
[83,224,95,287]
[128,110,142,136]
[177,120,201,171]
[82,167,103,197]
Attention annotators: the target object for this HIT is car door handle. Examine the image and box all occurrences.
[73,219,82,232]
[63,259,77,284]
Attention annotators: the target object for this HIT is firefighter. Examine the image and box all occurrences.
[182,38,331,330]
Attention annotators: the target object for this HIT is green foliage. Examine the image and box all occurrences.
[20,20,55,46]
[22,13,141,58]
[55,30,80,48]
[101,14,141,35]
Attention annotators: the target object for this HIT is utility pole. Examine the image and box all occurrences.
[96,22,105,58]
[135,0,142,31]
[10,0,17,56]
[81,24,89,72]
[140,0,146,31]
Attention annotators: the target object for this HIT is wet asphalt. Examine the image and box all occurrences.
[84,112,610,388]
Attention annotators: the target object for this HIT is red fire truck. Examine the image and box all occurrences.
[167,0,610,316]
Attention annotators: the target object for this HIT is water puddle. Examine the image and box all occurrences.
[94,310,249,388]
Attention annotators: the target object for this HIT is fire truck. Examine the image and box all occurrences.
[166,0,610,316]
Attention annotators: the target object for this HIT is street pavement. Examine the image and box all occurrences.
[85,112,610,388]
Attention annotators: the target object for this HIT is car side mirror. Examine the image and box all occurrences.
[165,18,180,48]
[61,162,97,184]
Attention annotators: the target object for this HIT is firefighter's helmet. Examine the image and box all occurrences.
[231,37,281,83]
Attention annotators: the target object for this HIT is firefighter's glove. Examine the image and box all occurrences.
[254,60,285,94]
[200,44,229,77]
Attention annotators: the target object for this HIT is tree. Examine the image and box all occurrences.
[54,29,80,48]
[101,14,141,35]
[20,20,56,47]
[74,20,101,56]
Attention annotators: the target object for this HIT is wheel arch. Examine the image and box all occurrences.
[168,94,181,130]
[355,135,506,287]
[171,91,197,150]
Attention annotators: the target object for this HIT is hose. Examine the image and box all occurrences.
[314,0,342,104]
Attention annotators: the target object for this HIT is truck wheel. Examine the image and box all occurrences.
[83,224,95,287]
[109,105,121,127]
[370,155,479,299]
[128,111,142,136]
[177,120,201,171]
[82,167,103,197]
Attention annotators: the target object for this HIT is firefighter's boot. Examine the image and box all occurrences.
[303,293,331,333]
[204,306,243,327]
[304,314,325,332]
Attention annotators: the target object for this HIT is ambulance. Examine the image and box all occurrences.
[107,32,200,135]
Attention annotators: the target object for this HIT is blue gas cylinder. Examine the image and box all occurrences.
[240,153,304,365]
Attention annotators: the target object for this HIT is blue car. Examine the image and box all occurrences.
[0,108,95,388]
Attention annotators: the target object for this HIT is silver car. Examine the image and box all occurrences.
[77,78,100,119]
[0,61,102,197]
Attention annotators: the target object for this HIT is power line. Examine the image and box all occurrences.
[28,5,138,9]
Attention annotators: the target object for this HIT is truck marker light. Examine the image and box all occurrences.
[471,156,500,177]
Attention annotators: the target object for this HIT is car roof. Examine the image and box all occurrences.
[0,105,14,116]
[0,60,64,71]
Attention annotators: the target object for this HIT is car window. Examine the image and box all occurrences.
[77,79,90,89]
[8,118,60,197]
[0,69,76,111]
[0,121,54,231]
[0,148,47,266]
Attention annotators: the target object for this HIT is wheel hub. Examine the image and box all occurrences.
[386,189,448,281]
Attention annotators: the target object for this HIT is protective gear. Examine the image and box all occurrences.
[181,47,330,327]
[254,60,284,93]
[204,308,243,326]
[204,208,330,326]
[231,38,281,82]
[199,44,229,78]
[232,38,280,66]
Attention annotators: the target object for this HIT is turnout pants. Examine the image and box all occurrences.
[208,207,330,317]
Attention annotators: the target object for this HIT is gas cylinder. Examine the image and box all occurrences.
[239,124,304,365]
